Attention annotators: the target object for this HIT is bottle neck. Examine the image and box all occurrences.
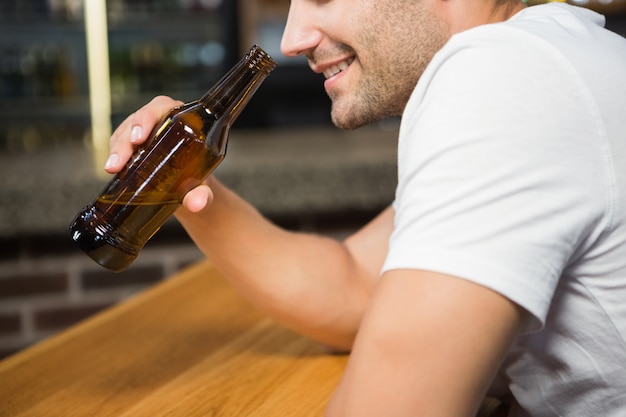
[200,45,277,122]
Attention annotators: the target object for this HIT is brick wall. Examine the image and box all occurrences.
[0,211,372,360]
[0,227,204,359]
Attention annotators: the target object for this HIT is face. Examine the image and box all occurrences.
[281,0,451,129]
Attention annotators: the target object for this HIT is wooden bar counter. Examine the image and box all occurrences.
[0,260,348,417]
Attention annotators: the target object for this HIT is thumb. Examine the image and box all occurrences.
[181,184,214,213]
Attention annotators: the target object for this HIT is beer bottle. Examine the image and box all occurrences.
[69,45,277,272]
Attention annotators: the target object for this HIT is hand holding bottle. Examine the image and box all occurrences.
[105,95,213,214]
[70,45,277,271]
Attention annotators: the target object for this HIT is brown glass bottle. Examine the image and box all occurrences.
[69,45,277,272]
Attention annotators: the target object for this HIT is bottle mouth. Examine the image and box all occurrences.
[246,44,278,75]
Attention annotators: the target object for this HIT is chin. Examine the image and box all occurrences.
[331,110,383,131]
[330,106,367,130]
[331,116,363,130]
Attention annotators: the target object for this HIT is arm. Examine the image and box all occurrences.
[106,96,393,350]
[176,177,394,350]
[326,269,525,417]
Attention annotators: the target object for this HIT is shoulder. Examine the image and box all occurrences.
[402,6,607,140]
[412,2,613,100]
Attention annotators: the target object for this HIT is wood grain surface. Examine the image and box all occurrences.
[0,260,347,417]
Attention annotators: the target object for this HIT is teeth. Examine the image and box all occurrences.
[323,58,353,79]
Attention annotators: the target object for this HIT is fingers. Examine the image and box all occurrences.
[105,95,184,173]
[106,95,212,214]
[180,184,214,213]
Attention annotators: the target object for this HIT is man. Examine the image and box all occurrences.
[106,0,626,415]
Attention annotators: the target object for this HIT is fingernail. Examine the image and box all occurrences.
[130,126,143,143]
[105,153,119,170]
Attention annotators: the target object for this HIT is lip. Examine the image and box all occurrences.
[310,56,355,77]
[323,68,346,92]
[312,56,355,92]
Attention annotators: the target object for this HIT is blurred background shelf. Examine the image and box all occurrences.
[0,0,333,153]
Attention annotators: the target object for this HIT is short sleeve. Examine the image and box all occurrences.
[382,26,609,332]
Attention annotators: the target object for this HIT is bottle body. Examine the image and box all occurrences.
[70,104,223,271]
[70,45,276,271]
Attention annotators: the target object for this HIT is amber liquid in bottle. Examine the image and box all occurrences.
[69,45,277,271]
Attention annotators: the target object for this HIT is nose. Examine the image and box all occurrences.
[280,1,322,58]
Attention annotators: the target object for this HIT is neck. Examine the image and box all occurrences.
[434,0,527,34]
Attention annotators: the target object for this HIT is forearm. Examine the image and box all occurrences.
[175,177,375,350]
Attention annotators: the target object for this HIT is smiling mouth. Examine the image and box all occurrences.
[323,58,355,79]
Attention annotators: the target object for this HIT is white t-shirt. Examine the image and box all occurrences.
[382,4,626,416]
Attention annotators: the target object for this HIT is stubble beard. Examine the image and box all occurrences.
[329,6,451,130]
[329,74,403,130]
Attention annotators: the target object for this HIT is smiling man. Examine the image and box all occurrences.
[106,0,626,416]
[286,0,452,130]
